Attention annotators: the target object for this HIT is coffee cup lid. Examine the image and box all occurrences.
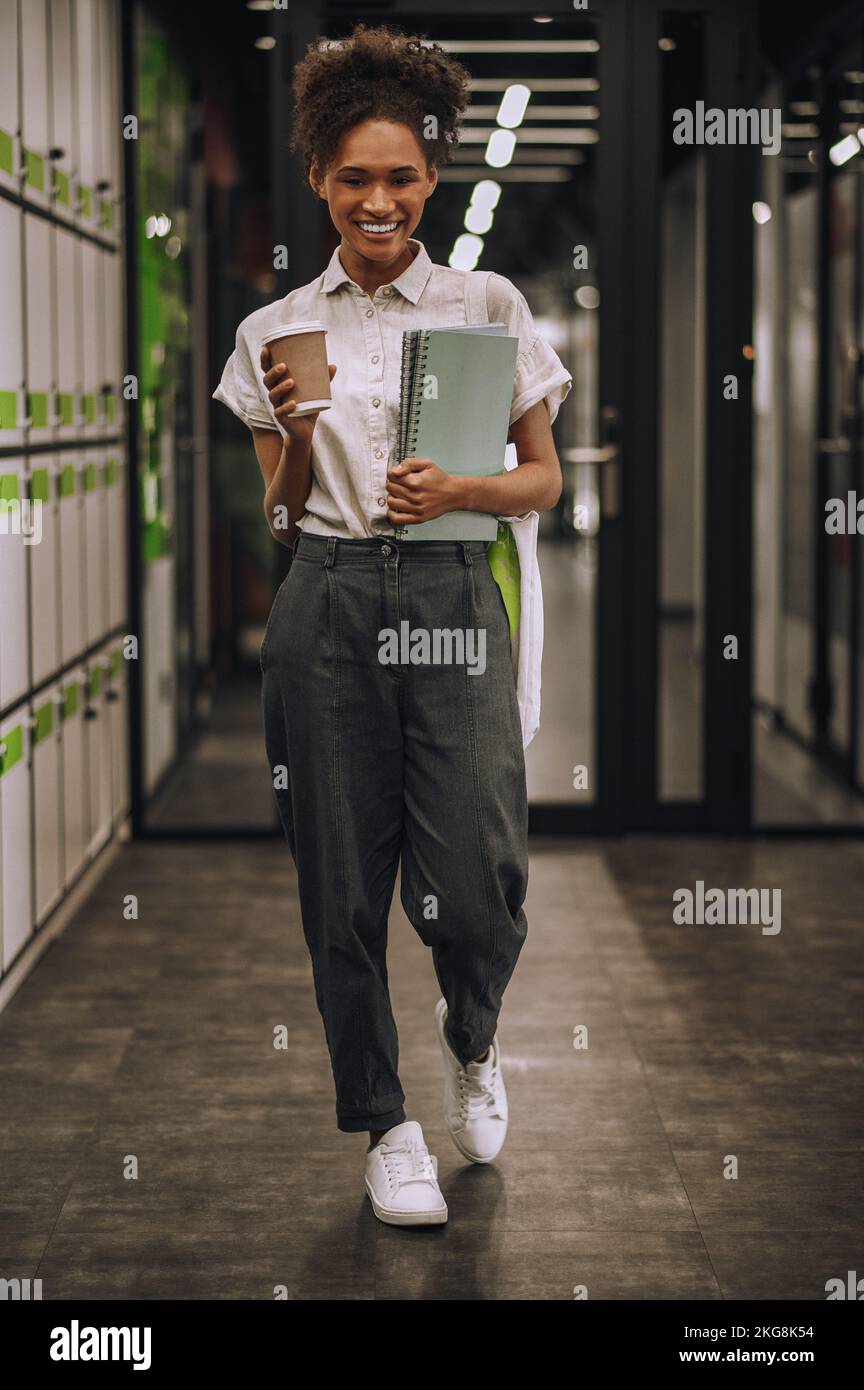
[260,320,326,344]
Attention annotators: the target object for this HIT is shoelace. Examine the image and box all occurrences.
[380,1139,437,1189]
[457,1057,503,1123]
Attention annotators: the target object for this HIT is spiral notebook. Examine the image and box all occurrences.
[394,323,518,540]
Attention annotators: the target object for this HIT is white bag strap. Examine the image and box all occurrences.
[463,268,492,325]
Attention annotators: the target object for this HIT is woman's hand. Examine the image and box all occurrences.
[386,457,462,525]
[260,345,337,444]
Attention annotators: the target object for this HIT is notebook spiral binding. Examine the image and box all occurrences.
[394,329,431,538]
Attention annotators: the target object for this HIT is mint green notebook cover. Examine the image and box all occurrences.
[395,328,518,541]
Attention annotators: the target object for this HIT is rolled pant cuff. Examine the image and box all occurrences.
[336,1098,407,1134]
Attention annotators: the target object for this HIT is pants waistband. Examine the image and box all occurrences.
[293,531,489,567]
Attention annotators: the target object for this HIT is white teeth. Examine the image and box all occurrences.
[358,223,398,233]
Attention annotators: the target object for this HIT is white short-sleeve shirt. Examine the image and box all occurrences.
[212,237,573,540]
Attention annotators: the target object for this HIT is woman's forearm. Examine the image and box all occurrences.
[264,436,313,546]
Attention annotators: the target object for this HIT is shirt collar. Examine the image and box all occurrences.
[320,237,433,305]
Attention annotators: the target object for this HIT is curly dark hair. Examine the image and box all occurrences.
[289,22,472,184]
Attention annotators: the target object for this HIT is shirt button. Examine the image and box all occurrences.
[377,497,387,507]
[365,309,374,318]
[371,355,379,364]
[383,287,392,295]
[372,397,380,407]
[375,449,384,459]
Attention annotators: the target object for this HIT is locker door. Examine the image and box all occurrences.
[75,0,98,230]
[0,0,19,195]
[81,241,98,435]
[0,200,24,451]
[59,457,85,664]
[20,0,50,211]
[104,250,124,432]
[24,214,53,443]
[0,712,33,971]
[29,456,59,686]
[83,450,106,645]
[108,644,129,824]
[0,463,29,709]
[61,672,87,884]
[33,685,63,925]
[49,0,77,226]
[100,0,122,243]
[54,225,79,444]
[85,657,111,855]
[105,453,127,630]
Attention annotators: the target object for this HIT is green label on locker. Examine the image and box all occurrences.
[105,459,118,486]
[0,128,13,174]
[62,684,79,720]
[89,667,102,698]
[111,649,122,676]
[99,198,114,230]
[34,702,54,744]
[0,472,19,501]
[24,148,45,191]
[105,394,116,423]
[28,391,49,428]
[59,464,76,497]
[30,468,50,502]
[0,390,17,429]
[0,724,24,776]
[54,168,70,206]
[78,183,93,218]
[57,393,75,425]
[82,395,96,424]
[84,462,98,491]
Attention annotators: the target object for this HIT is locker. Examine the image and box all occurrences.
[104,250,124,432]
[29,456,60,686]
[20,0,50,211]
[50,0,78,227]
[24,214,53,443]
[0,462,29,709]
[83,449,106,644]
[54,226,80,443]
[107,644,129,825]
[81,240,99,435]
[105,453,127,630]
[0,0,19,196]
[32,684,63,925]
[60,670,88,885]
[75,0,98,229]
[59,456,85,664]
[99,0,122,244]
[143,557,177,793]
[85,654,112,856]
[0,200,25,451]
[0,711,33,973]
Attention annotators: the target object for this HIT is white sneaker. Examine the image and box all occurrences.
[364,1120,448,1226]
[434,997,508,1164]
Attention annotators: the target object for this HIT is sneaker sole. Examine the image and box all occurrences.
[365,1179,448,1226]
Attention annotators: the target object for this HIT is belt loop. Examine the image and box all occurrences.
[291,530,301,558]
[460,540,473,568]
[324,536,337,568]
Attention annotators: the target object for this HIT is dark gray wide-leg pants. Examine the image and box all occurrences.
[261,530,529,1133]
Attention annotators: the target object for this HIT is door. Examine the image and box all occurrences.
[529,0,755,832]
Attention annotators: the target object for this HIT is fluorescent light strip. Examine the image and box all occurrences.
[430,39,599,54]
[452,147,585,163]
[459,127,599,143]
[468,104,599,120]
[469,77,599,91]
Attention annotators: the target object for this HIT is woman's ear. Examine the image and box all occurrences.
[308,161,325,200]
[425,163,438,197]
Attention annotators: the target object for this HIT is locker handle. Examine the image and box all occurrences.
[83,707,98,721]
[105,689,119,703]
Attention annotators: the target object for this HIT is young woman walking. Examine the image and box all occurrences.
[213,23,571,1226]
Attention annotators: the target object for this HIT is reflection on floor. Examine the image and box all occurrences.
[2,835,860,1299]
[146,541,864,829]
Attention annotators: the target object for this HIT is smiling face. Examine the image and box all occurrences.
[310,118,438,278]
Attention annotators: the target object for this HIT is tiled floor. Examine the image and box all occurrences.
[0,836,861,1299]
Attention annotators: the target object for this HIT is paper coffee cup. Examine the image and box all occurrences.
[260,321,331,419]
